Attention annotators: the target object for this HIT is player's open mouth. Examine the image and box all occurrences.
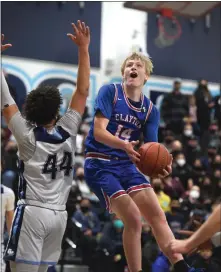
[130,72,138,78]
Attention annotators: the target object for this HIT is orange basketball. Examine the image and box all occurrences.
[137,142,171,177]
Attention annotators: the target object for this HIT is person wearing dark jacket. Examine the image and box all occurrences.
[161,79,189,135]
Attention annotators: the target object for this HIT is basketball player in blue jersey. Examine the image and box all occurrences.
[84,52,204,272]
[1,20,90,272]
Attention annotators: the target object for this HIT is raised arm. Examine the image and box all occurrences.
[67,20,90,115]
[1,34,19,124]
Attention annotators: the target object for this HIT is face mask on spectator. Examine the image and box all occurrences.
[113,219,124,229]
[153,185,162,193]
[81,206,89,213]
[184,129,193,137]
[165,137,174,145]
[177,158,186,167]
[189,190,200,199]
[77,174,85,181]
[171,206,180,213]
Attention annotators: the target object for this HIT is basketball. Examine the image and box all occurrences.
[137,142,171,177]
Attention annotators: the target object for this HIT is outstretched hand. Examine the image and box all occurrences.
[67,20,90,48]
[1,34,12,52]
[170,220,212,255]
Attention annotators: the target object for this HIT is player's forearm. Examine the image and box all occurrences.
[1,72,18,124]
[94,128,127,150]
[187,204,221,250]
[6,211,14,235]
[1,72,16,110]
[76,46,90,96]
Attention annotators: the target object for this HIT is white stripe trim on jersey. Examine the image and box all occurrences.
[85,157,111,162]
[113,83,118,106]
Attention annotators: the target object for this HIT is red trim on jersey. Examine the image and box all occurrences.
[121,83,144,112]
[126,183,152,194]
[144,101,153,124]
[102,190,111,212]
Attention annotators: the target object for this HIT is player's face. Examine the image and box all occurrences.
[123,58,148,88]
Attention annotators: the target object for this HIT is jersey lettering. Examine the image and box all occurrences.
[115,124,133,141]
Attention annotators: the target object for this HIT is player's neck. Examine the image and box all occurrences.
[123,84,142,102]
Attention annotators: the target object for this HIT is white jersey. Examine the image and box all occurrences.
[0,185,15,241]
[8,108,81,211]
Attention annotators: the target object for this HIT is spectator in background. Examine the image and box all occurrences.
[166,199,185,238]
[162,175,185,199]
[194,79,214,154]
[172,152,192,189]
[180,185,201,222]
[200,176,214,202]
[73,198,101,237]
[208,122,220,148]
[183,134,202,166]
[170,140,183,154]
[98,215,126,272]
[73,198,101,270]
[161,78,189,135]
[152,179,171,213]
[213,87,221,130]
[73,166,99,202]
[191,158,207,185]
[162,129,176,153]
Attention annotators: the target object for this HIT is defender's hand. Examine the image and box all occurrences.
[67,20,90,48]
[1,34,12,52]
[170,239,191,255]
[124,140,140,164]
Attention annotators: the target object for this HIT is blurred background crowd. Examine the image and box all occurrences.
[1,76,221,272]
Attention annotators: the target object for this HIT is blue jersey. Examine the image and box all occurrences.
[85,83,160,159]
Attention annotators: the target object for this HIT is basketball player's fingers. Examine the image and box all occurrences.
[1,34,4,42]
[158,169,169,179]
[71,23,79,36]
[132,150,141,159]
[67,33,77,42]
[165,165,172,174]
[1,44,12,51]
[130,140,140,148]
[81,22,87,33]
[85,26,90,37]
[77,20,84,32]
[130,155,140,164]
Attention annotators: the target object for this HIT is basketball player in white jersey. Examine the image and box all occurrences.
[1,20,90,272]
[1,182,15,272]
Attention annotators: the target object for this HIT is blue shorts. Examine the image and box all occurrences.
[84,155,152,212]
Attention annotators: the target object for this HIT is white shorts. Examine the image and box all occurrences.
[4,205,67,265]
[1,243,6,272]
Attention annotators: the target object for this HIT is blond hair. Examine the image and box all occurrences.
[121,52,154,76]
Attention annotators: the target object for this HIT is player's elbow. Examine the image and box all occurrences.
[76,87,89,97]
[94,127,103,142]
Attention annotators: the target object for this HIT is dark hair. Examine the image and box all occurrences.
[24,86,63,125]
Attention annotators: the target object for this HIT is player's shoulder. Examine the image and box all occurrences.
[98,83,116,94]
[2,185,15,197]
[143,95,158,111]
